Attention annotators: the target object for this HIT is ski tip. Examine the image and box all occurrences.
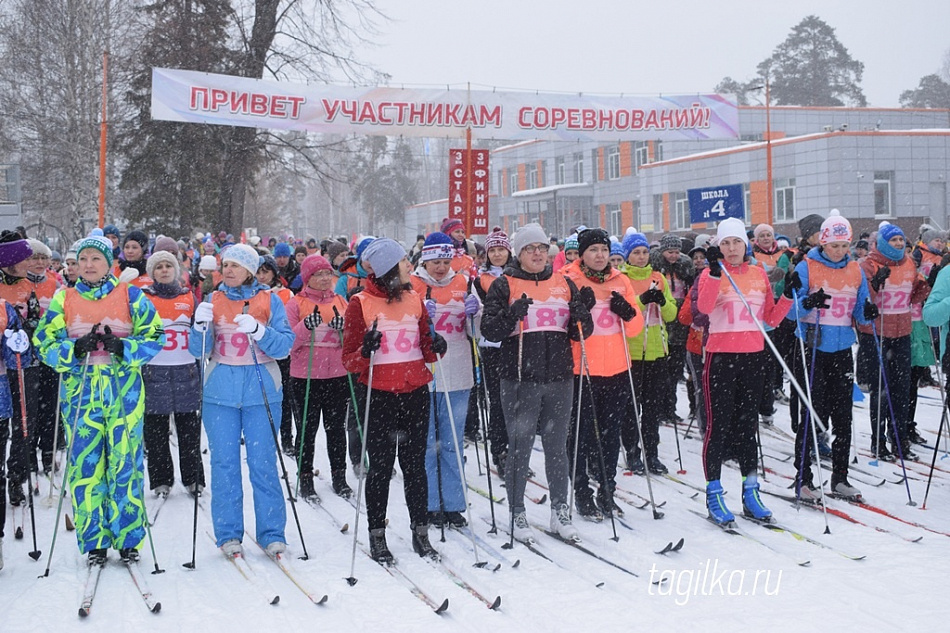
[271,595,280,605]
[78,608,90,618]
[316,595,329,605]
[151,602,162,614]
[595,581,605,588]
[673,537,685,551]
[512,559,521,568]
[340,523,350,534]
[15,527,23,540]
[435,598,449,614]
[798,560,812,567]
[489,596,502,610]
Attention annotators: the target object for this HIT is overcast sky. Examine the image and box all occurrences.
[360,0,950,108]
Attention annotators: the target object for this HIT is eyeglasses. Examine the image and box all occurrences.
[521,244,547,254]
[311,270,335,278]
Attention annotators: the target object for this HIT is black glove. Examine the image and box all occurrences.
[609,291,637,322]
[863,299,880,321]
[431,332,448,356]
[801,288,831,311]
[927,264,942,288]
[328,314,345,330]
[100,325,124,359]
[347,285,364,299]
[361,325,382,358]
[303,308,322,331]
[783,270,803,299]
[576,286,596,311]
[640,287,666,306]
[870,266,891,292]
[509,293,533,320]
[74,331,100,359]
[705,246,723,278]
[569,299,591,326]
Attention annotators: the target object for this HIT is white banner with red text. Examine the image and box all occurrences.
[151,67,740,142]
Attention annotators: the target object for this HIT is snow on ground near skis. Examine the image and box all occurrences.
[1,381,948,632]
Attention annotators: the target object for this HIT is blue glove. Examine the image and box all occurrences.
[424,299,438,321]
[464,294,479,316]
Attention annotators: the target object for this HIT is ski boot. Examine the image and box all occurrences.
[444,512,467,528]
[647,456,669,475]
[331,470,353,499]
[298,473,319,501]
[625,451,645,475]
[220,539,243,558]
[575,489,604,522]
[87,548,108,567]
[831,475,862,501]
[153,484,171,498]
[265,542,287,558]
[550,503,580,541]
[793,477,822,504]
[8,480,25,507]
[411,524,440,561]
[705,480,735,526]
[493,451,507,479]
[511,511,535,543]
[596,487,624,519]
[369,528,394,565]
[119,548,140,563]
[741,475,773,521]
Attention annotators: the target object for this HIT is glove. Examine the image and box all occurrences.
[464,294,479,316]
[118,267,140,283]
[801,288,831,311]
[927,264,942,288]
[361,326,382,358]
[569,298,591,325]
[509,293,533,320]
[100,325,124,358]
[640,287,666,306]
[705,246,723,278]
[303,308,322,331]
[328,314,345,331]
[74,331,100,359]
[863,299,880,321]
[4,329,29,354]
[234,313,265,341]
[609,291,637,322]
[870,266,891,292]
[576,286,596,311]
[194,301,214,332]
[431,332,448,356]
[424,299,438,321]
[783,270,803,299]
[346,285,364,299]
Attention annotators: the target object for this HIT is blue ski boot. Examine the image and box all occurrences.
[705,480,735,526]
[741,475,772,521]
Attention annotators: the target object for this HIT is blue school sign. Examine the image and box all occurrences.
[687,184,745,224]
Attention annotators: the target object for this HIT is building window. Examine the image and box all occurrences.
[607,146,621,180]
[874,171,893,217]
[555,156,565,185]
[607,204,622,236]
[634,142,649,173]
[509,170,518,195]
[591,149,599,183]
[672,192,689,230]
[527,163,539,189]
[573,152,584,183]
[774,178,796,222]
[498,170,505,196]
[743,183,752,224]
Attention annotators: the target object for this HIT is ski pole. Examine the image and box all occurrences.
[333,306,368,473]
[576,320,618,542]
[568,328,584,524]
[40,353,91,578]
[347,319,377,586]
[873,308,885,462]
[103,332,164,574]
[183,327,207,570]
[14,347,41,560]
[425,288,448,544]
[869,320,916,506]
[620,325,663,520]
[242,302,310,559]
[44,373,63,506]
[921,327,950,509]
[295,306,318,498]
[469,323,497,533]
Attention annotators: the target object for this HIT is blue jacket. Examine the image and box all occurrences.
[923,265,950,359]
[188,281,294,408]
[334,261,368,298]
[792,248,870,353]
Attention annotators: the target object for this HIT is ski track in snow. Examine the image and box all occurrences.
[1,381,948,632]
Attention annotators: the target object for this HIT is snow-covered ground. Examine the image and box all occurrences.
[2,380,948,632]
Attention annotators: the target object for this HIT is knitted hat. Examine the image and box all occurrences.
[564,233,580,252]
[124,230,149,250]
[354,236,376,260]
[753,224,774,239]
[921,226,946,245]
[577,228,610,256]
[258,254,281,282]
[27,239,52,257]
[199,255,218,271]
[361,238,406,277]
[441,217,464,235]
[324,240,348,263]
[693,234,713,250]
[146,250,180,278]
[221,243,262,279]
[621,228,649,259]
[273,242,293,258]
[153,235,179,254]
[103,224,120,239]
[798,214,824,240]
[659,233,682,253]
[609,241,626,258]
[421,232,455,262]
[855,239,869,251]
[301,254,333,286]
[51,250,62,262]
[0,230,33,268]
[878,221,904,245]
[716,217,749,247]
[76,235,114,267]
[485,227,511,252]
[511,223,548,256]
[819,209,853,245]
[248,235,262,247]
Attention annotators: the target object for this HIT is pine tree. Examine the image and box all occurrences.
[900,74,950,108]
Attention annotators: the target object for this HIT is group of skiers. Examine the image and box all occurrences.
[1,206,948,574]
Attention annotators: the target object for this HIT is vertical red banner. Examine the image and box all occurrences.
[448,148,491,236]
